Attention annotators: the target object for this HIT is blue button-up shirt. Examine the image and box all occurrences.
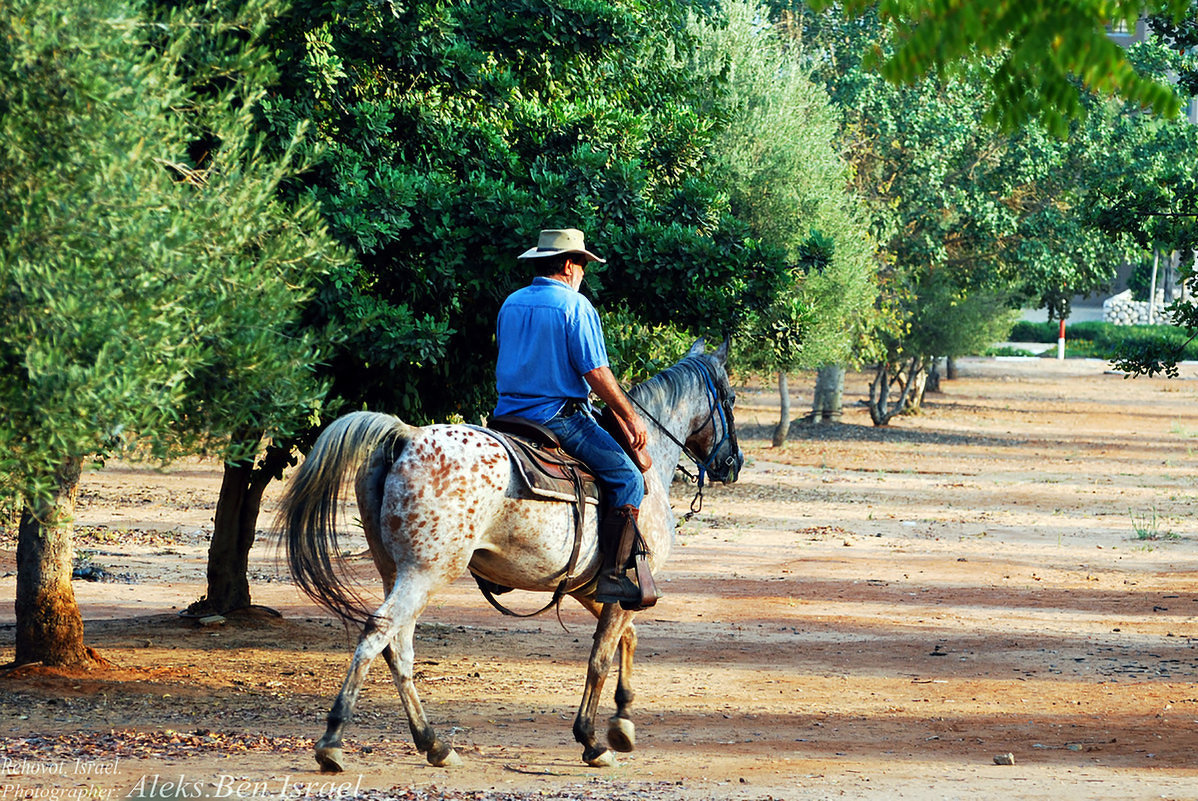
[494,277,609,422]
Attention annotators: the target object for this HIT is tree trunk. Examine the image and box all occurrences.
[907,366,930,413]
[14,458,95,667]
[868,363,889,425]
[811,364,845,424]
[868,356,924,426]
[925,358,942,394]
[1165,250,1178,307]
[195,443,292,615]
[868,362,894,425]
[772,371,791,447]
[946,355,958,380]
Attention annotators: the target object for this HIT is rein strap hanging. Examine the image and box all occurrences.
[627,358,730,521]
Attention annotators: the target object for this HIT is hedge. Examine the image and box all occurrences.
[1006,321,1198,360]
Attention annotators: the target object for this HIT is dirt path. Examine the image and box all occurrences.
[2,357,1197,800]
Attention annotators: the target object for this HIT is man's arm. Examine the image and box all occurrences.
[583,366,648,450]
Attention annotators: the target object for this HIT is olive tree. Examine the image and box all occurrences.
[0,0,340,665]
[681,0,880,443]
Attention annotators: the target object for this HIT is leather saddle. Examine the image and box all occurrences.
[478,416,601,505]
[467,416,598,616]
[466,411,645,616]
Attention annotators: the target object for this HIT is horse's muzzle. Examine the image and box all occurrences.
[714,449,744,483]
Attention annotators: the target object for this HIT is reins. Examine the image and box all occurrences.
[628,358,738,520]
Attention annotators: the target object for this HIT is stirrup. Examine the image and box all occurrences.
[596,571,640,605]
[620,554,659,611]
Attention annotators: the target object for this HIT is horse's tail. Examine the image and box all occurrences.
[277,410,417,623]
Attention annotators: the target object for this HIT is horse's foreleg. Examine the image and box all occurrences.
[315,614,396,773]
[606,623,638,753]
[381,627,461,767]
[573,604,635,767]
[573,596,639,755]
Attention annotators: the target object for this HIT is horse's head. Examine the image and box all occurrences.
[683,338,744,484]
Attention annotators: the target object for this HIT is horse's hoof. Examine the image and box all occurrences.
[584,748,617,768]
[606,716,636,753]
[314,747,345,773]
[429,748,462,768]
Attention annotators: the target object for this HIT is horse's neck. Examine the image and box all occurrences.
[631,365,706,493]
[644,429,685,493]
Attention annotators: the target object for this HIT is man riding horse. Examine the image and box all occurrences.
[494,228,658,610]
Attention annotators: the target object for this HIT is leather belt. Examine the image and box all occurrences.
[559,399,587,417]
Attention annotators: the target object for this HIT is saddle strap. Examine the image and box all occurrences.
[475,465,589,619]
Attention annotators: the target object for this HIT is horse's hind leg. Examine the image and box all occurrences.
[381,626,460,766]
[339,452,458,767]
[315,582,460,772]
[314,612,396,772]
[575,595,639,754]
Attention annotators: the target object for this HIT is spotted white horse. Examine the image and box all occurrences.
[277,339,743,770]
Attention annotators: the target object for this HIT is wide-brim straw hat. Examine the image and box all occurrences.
[517,228,606,263]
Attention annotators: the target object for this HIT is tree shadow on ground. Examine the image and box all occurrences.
[739,419,1029,449]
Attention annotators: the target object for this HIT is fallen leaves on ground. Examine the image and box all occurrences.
[0,729,323,761]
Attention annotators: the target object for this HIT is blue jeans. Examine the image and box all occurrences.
[543,411,644,509]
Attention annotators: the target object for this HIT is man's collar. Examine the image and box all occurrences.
[532,276,572,289]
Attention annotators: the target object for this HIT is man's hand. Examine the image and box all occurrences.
[615,406,649,451]
[583,366,647,449]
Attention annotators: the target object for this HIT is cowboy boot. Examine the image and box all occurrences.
[595,505,638,605]
[596,505,658,610]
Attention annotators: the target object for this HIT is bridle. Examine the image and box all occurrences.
[628,357,739,519]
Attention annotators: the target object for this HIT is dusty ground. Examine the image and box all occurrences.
[2,357,1198,801]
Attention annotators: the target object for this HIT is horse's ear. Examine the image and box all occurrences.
[686,338,707,358]
[714,337,730,365]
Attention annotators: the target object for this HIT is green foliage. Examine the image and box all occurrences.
[793,4,1135,376]
[682,0,880,376]
[983,345,1042,357]
[1087,99,1198,255]
[903,272,1022,360]
[258,0,793,422]
[1078,23,1198,378]
[819,0,1191,135]
[1008,321,1198,370]
[1127,259,1155,302]
[1129,506,1178,541]
[791,3,1198,380]
[1007,321,1067,342]
[1108,317,1198,378]
[599,304,696,385]
[0,0,342,503]
[1147,12,1198,97]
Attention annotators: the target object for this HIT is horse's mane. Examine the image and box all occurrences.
[628,356,714,420]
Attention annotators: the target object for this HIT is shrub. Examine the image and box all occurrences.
[1008,321,1061,342]
[1127,260,1155,302]
[1007,321,1198,360]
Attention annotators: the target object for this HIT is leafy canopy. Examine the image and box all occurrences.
[259,0,794,423]
[0,0,340,503]
[817,0,1192,135]
[683,0,880,375]
[796,3,1137,369]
